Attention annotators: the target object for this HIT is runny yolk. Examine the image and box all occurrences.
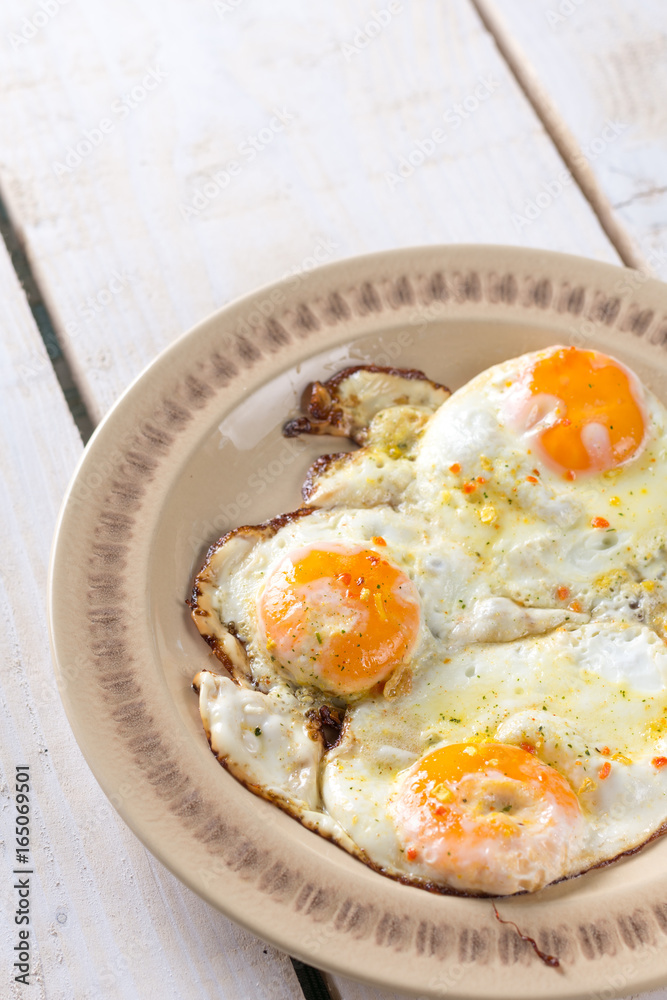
[527,347,646,477]
[391,742,584,894]
[258,544,420,695]
[405,742,580,839]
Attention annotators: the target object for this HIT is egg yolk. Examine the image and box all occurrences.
[526,347,646,477]
[258,544,421,695]
[391,742,584,894]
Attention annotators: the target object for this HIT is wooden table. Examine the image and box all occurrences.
[2,1,667,997]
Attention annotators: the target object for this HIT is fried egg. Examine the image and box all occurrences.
[321,617,667,893]
[411,347,667,614]
[190,349,667,896]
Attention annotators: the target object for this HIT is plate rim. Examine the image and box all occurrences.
[48,244,667,1000]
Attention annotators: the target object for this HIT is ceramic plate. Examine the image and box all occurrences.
[49,246,667,999]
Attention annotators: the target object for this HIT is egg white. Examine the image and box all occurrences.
[409,348,667,613]
[192,350,667,895]
[321,619,667,892]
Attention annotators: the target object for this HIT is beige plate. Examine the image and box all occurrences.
[49,246,667,999]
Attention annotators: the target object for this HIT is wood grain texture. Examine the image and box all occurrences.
[487,0,667,280]
[0,235,302,1000]
[0,0,649,997]
[0,0,621,423]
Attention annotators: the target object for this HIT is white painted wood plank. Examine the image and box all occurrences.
[0,0,622,424]
[0,236,302,1000]
[0,2,640,997]
[486,0,667,279]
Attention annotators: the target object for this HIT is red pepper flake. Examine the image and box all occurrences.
[356,577,365,586]
[449,463,461,474]
[520,743,536,755]
[476,476,487,484]
[372,535,386,546]
[532,469,540,476]
[406,846,417,861]
[337,573,351,586]
[591,516,610,529]
[565,470,576,481]
[569,599,582,613]
[652,756,667,769]
[462,481,477,494]
[556,585,570,602]
[598,762,611,780]
[600,746,611,756]
[525,475,538,484]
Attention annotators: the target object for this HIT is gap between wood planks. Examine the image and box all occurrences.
[0,190,336,1000]
[470,0,651,273]
[0,10,651,995]
[0,2,652,446]
[0,193,94,443]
